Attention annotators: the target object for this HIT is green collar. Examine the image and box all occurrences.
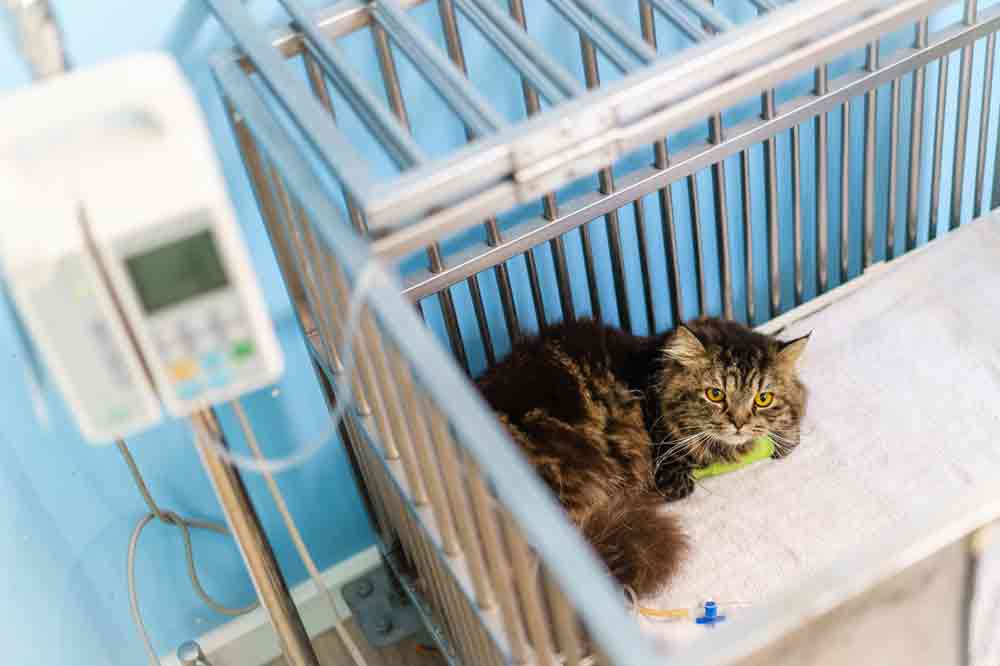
[691,437,775,480]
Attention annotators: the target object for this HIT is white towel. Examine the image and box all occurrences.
[643,216,1000,651]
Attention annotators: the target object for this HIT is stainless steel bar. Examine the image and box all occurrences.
[363,0,958,230]
[633,196,658,333]
[762,89,781,316]
[581,35,633,330]
[371,22,411,128]
[545,571,582,666]
[862,42,878,268]
[677,0,734,33]
[391,349,459,554]
[301,52,368,232]
[907,20,929,250]
[371,0,505,137]
[369,17,475,371]
[507,0,577,324]
[523,249,549,329]
[269,168,340,371]
[453,0,581,102]
[435,0,502,363]
[640,0,684,326]
[569,0,659,63]
[190,411,320,666]
[746,0,777,10]
[791,123,804,304]
[839,101,850,282]
[974,32,996,218]
[501,512,557,666]
[467,465,529,662]
[206,0,377,205]
[704,0,734,320]
[740,149,755,324]
[815,65,830,293]
[224,102,313,340]
[425,401,494,609]
[544,0,646,71]
[950,0,978,230]
[688,173,709,316]
[277,0,424,168]
[887,74,902,259]
[647,0,710,42]
[372,7,1000,255]
[929,54,950,241]
[363,315,429,502]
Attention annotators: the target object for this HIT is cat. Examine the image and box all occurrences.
[476,317,809,597]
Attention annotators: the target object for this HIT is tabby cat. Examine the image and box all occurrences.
[476,317,809,597]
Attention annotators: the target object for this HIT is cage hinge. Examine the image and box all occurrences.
[511,109,620,202]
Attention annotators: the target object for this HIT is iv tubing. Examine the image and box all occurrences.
[232,398,369,666]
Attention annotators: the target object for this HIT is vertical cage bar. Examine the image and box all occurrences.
[633,196,658,333]
[975,32,996,218]
[740,149,755,324]
[370,22,473,369]
[467,466,529,663]
[302,53,368,232]
[639,0,684,326]
[887,74,902,259]
[425,401,495,609]
[710,116,734,319]
[501,511,556,666]
[688,173,708,316]
[950,0,978,230]
[839,101,851,283]
[544,571,582,666]
[762,90,781,316]
[862,42,878,268]
[580,34,632,330]
[390,348,460,555]
[815,66,830,293]
[507,0,576,324]
[436,0,524,347]
[363,315,429,503]
[791,123,804,304]
[929,54,950,241]
[907,20,929,250]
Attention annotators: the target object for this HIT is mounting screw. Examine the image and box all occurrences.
[356,579,374,598]
[177,640,212,666]
[374,617,393,635]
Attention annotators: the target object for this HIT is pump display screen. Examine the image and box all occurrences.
[125,230,229,314]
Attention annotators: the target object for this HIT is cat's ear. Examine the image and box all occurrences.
[664,326,707,365]
[777,333,810,367]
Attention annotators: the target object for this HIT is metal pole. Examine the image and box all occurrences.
[3,0,68,78]
[190,410,320,666]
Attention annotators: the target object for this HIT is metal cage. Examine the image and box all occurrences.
[206,0,1000,663]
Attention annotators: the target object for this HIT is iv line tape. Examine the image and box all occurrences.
[188,259,388,476]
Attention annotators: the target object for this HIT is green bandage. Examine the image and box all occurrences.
[691,437,775,480]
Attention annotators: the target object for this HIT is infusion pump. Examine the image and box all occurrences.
[0,53,283,443]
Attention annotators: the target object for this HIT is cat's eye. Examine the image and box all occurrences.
[705,388,725,403]
[755,392,775,408]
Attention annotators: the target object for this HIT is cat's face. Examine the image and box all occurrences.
[655,318,809,463]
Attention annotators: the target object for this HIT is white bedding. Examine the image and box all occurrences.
[646,216,1000,650]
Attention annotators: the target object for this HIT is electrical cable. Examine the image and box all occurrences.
[231,398,369,666]
[118,439,259,666]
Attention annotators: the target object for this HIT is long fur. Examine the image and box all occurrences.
[476,317,808,598]
[579,493,688,597]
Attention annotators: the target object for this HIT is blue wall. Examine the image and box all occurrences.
[0,3,374,664]
[1,1,998,665]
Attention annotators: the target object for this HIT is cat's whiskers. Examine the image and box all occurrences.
[653,432,710,471]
